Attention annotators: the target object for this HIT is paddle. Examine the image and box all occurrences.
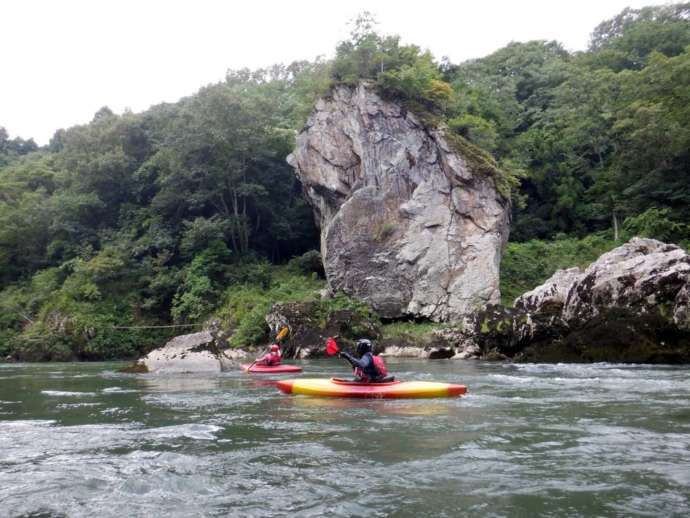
[325,336,340,356]
[247,327,289,371]
[327,336,355,381]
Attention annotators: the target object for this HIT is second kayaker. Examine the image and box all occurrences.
[255,343,282,366]
[339,339,390,383]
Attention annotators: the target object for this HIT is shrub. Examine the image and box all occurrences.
[287,250,325,278]
[447,114,498,151]
[219,265,326,348]
[623,207,689,243]
[500,233,621,304]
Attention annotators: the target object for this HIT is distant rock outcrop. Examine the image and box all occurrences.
[288,83,510,322]
[467,238,690,363]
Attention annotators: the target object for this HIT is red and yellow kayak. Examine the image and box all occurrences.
[276,378,467,399]
[241,364,303,374]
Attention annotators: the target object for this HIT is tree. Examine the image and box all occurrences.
[588,3,690,70]
[0,126,39,166]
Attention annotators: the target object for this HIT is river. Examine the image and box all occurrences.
[1,360,689,517]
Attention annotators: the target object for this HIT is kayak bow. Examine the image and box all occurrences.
[276,378,466,399]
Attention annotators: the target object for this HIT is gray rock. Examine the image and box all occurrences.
[288,83,510,322]
[515,267,583,314]
[379,346,434,359]
[674,283,690,330]
[451,342,481,360]
[470,238,690,363]
[124,331,236,374]
[379,345,455,359]
[563,238,690,326]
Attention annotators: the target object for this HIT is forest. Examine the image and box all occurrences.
[1,3,689,360]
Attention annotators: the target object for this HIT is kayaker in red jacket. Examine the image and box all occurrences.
[255,343,281,366]
[339,339,390,382]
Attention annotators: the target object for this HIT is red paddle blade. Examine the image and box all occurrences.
[326,337,339,356]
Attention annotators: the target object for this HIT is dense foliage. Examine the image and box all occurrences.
[1,4,689,359]
[0,69,325,359]
[445,3,690,240]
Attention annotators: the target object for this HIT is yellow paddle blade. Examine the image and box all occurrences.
[276,327,289,341]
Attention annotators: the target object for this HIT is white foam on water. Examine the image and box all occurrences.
[146,423,223,441]
[41,390,98,397]
[55,402,102,409]
[487,373,537,383]
[102,387,139,393]
[100,407,131,416]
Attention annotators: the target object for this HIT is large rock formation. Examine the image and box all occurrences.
[288,83,510,322]
[467,238,690,363]
[515,267,583,315]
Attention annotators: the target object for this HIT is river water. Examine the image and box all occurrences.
[1,360,689,517]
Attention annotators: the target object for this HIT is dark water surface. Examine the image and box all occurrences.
[1,360,689,517]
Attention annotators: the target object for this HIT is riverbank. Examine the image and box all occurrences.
[3,234,689,364]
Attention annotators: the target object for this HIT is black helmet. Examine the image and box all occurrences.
[356,339,372,356]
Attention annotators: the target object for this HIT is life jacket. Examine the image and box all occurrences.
[266,351,281,365]
[354,354,387,380]
[372,355,387,376]
[259,351,281,366]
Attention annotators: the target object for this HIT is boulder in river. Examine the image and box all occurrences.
[288,83,510,322]
[122,331,239,374]
[561,238,690,327]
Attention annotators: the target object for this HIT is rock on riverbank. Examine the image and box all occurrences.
[467,238,690,363]
[121,330,244,374]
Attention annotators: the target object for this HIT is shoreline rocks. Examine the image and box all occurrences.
[379,345,456,359]
[123,238,690,370]
[468,238,690,363]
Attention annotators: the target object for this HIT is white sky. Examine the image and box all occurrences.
[1,0,667,144]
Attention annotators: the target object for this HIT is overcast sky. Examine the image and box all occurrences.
[1,0,667,144]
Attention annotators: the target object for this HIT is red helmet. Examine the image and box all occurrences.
[270,344,280,352]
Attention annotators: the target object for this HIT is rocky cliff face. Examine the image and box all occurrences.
[288,84,510,321]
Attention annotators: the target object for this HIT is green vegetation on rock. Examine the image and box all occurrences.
[380,321,445,340]
[218,264,325,348]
